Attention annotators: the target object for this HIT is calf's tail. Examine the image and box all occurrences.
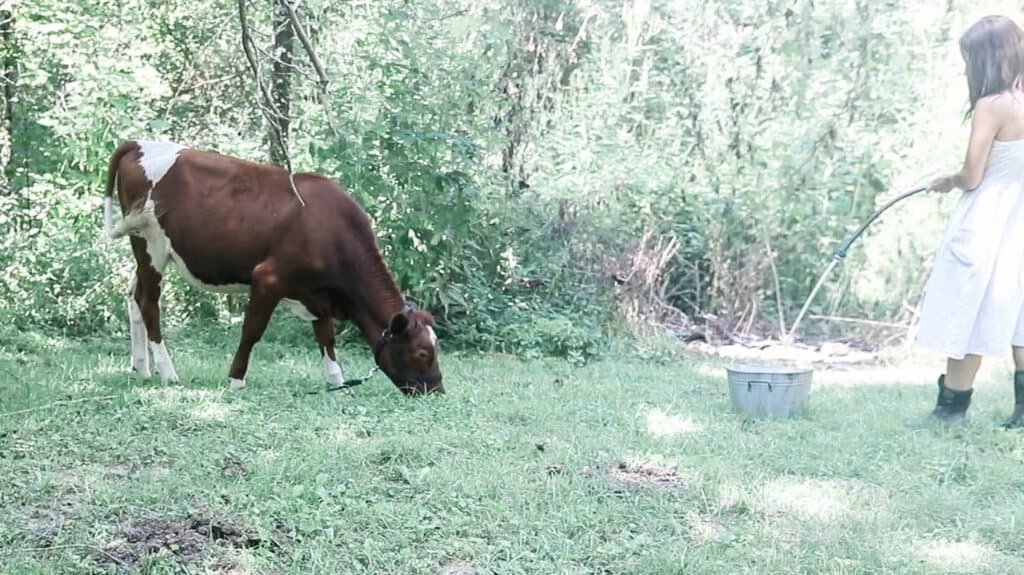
[104,141,138,238]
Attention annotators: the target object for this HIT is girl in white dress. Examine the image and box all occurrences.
[916,15,1024,427]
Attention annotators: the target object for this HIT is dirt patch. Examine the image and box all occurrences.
[94,514,263,572]
[220,455,250,479]
[584,460,685,492]
[103,460,172,481]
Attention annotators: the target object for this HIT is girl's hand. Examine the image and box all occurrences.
[928,174,956,193]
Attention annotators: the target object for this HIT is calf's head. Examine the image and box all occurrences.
[375,309,444,395]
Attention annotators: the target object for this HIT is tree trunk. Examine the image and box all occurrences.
[0,1,15,190]
[269,0,293,167]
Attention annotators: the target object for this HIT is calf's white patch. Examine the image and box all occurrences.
[148,340,179,383]
[137,140,186,187]
[323,355,345,387]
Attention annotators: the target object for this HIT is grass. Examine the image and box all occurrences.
[2,326,1024,574]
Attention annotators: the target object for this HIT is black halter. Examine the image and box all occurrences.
[372,329,444,392]
[328,300,441,392]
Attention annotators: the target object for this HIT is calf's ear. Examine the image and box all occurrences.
[389,312,410,335]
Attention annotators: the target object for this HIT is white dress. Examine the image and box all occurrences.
[916,138,1024,359]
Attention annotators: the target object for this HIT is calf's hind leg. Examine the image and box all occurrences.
[126,277,150,379]
[130,236,179,383]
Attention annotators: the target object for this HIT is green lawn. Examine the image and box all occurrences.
[2,328,1023,574]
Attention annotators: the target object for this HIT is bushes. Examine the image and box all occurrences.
[502,316,603,363]
[0,179,123,335]
[0,0,980,356]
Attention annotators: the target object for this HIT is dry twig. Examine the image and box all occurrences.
[1,395,117,418]
[1,543,126,567]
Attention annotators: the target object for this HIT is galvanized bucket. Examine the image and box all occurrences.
[725,364,813,418]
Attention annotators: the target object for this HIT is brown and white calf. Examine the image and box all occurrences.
[103,140,443,394]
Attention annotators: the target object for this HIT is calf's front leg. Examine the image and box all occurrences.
[312,315,345,389]
[228,264,282,389]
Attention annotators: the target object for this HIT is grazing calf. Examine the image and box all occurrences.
[103,140,443,395]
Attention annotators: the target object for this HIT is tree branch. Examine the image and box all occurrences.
[281,0,328,92]
[237,0,291,171]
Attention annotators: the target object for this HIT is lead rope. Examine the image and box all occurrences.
[311,364,379,395]
[329,364,381,391]
[325,330,390,392]
[289,173,306,207]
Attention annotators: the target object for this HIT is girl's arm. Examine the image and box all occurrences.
[930,97,1003,193]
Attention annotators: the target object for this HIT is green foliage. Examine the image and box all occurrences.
[501,315,602,363]
[0,0,1010,352]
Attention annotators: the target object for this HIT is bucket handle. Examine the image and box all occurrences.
[747,380,773,392]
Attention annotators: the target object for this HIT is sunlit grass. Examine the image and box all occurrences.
[2,330,1024,573]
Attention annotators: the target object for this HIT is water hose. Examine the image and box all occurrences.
[831,186,929,262]
[786,186,929,340]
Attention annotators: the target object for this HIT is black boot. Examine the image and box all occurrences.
[921,375,973,427]
[1002,371,1024,429]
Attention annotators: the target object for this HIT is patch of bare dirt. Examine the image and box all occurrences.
[584,460,686,492]
[93,514,263,572]
[220,455,250,479]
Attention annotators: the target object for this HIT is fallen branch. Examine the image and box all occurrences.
[1,543,126,567]
[807,314,906,329]
[0,395,117,418]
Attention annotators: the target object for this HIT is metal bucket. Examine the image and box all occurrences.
[725,364,813,418]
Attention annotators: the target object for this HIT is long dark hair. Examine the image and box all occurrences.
[960,15,1024,117]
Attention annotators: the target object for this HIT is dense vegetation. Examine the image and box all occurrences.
[0,1,1009,355]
